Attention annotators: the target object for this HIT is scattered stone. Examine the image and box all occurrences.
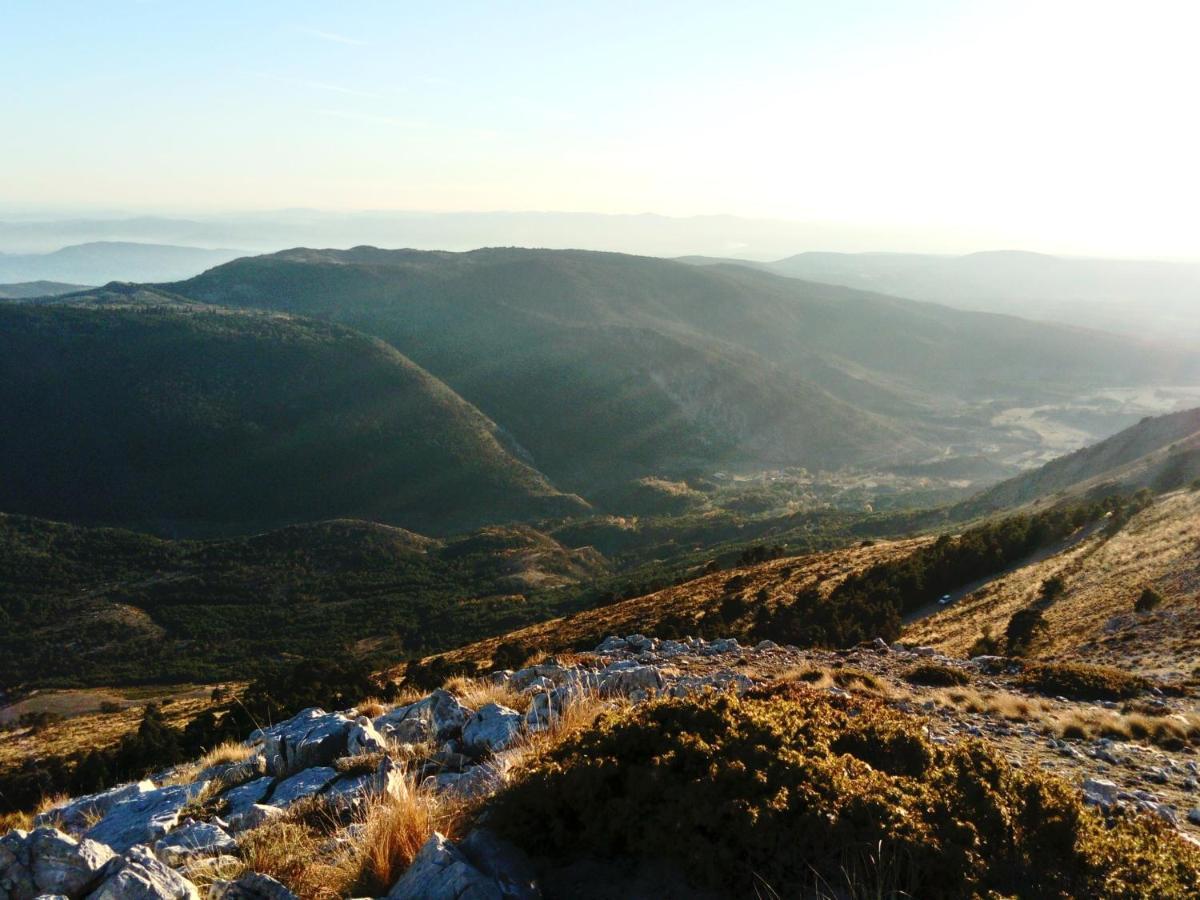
[0,827,116,899]
[223,805,283,834]
[1188,808,1200,827]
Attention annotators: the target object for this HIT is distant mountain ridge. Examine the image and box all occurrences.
[0,287,586,536]
[0,241,246,284]
[682,250,1200,346]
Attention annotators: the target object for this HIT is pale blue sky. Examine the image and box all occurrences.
[2,1,1198,256]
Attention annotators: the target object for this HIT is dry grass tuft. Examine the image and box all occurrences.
[334,751,387,777]
[442,676,530,713]
[0,809,32,832]
[35,791,70,816]
[346,778,470,896]
[355,698,388,719]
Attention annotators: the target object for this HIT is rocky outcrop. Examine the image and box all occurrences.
[252,709,352,778]
[0,827,115,899]
[84,783,207,854]
[86,844,199,899]
[374,690,472,744]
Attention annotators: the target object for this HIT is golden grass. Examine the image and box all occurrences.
[0,809,32,832]
[904,491,1200,679]
[929,686,1051,722]
[355,698,387,719]
[442,676,531,714]
[346,777,471,896]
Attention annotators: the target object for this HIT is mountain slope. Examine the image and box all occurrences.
[0,241,245,284]
[965,406,1200,512]
[0,290,585,536]
[0,513,606,687]
[906,488,1200,679]
[170,247,1200,492]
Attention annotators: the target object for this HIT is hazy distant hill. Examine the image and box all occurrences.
[0,241,245,284]
[0,288,585,536]
[0,280,90,299]
[683,250,1200,346]
[961,406,1200,513]
[171,247,1200,492]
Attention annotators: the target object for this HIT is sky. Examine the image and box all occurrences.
[2,0,1199,258]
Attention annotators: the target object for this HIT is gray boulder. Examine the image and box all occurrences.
[266,767,338,808]
[374,691,471,743]
[84,845,199,899]
[153,821,235,867]
[462,704,522,754]
[217,776,274,821]
[253,709,352,778]
[85,783,206,854]
[386,832,500,899]
[35,782,157,834]
[0,827,116,900]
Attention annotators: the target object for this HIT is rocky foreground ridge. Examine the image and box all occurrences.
[4,634,1199,898]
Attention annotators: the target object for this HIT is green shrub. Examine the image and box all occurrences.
[1136,587,1165,613]
[489,689,1199,898]
[904,662,972,687]
[1021,662,1149,701]
[1005,606,1048,655]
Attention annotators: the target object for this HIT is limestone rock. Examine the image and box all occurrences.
[386,832,501,900]
[84,845,199,900]
[462,704,522,754]
[253,709,352,778]
[153,821,235,866]
[35,782,157,834]
[85,784,206,854]
[266,767,338,808]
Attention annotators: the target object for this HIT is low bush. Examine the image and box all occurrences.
[488,688,1199,898]
[904,662,972,687]
[1135,586,1165,613]
[1021,662,1149,701]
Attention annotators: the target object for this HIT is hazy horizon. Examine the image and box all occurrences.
[5,1,1200,260]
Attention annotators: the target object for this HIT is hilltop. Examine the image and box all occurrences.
[169,247,1200,493]
[0,293,585,538]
